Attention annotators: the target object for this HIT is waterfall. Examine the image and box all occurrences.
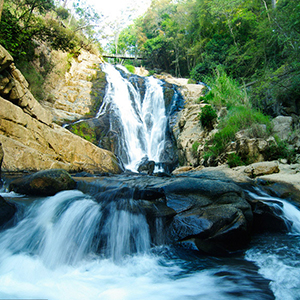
[246,188,300,233]
[97,64,167,172]
[0,190,151,267]
[245,188,300,299]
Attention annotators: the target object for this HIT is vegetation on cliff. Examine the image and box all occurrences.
[116,0,300,118]
[0,0,103,100]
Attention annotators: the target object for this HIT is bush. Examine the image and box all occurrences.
[199,105,217,130]
[125,64,135,73]
[190,61,213,82]
[227,153,244,168]
[192,141,201,157]
[208,106,271,156]
[200,66,248,109]
[266,137,296,163]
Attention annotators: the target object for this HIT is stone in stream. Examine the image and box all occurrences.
[163,177,253,256]
[9,169,76,196]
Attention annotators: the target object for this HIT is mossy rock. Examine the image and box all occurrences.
[89,69,107,116]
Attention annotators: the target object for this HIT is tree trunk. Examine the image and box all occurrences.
[63,0,69,8]
[272,0,276,9]
[0,0,4,22]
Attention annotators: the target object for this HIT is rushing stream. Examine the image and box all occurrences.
[0,185,300,300]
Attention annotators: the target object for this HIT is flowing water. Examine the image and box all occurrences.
[0,186,300,300]
[97,64,168,171]
[245,189,300,300]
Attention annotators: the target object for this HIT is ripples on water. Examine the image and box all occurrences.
[0,188,299,300]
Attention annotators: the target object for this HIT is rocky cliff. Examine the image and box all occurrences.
[41,50,106,125]
[0,45,122,174]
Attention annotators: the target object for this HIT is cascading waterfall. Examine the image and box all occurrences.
[0,191,151,267]
[246,188,300,233]
[97,63,167,171]
[245,189,300,300]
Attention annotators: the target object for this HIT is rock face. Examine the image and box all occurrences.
[0,45,122,174]
[271,116,293,141]
[0,45,52,126]
[9,169,76,196]
[43,50,106,124]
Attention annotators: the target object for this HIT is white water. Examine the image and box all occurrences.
[245,189,300,300]
[0,189,274,300]
[246,188,300,233]
[97,64,167,171]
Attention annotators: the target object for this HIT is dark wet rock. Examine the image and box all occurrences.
[75,171,294,256]
[9,169,76,196]
[0,196,16,227]
[76,175,257,256]
[0,142,3,186]
[137,156,155,175]
[162,178,252,255]
[247,197,292,233]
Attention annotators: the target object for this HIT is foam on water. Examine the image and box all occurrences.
[0,190,273,300]
[246,189,300,300]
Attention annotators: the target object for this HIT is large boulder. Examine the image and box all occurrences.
[137,156,155,175]
[9,169,76,196]
[163,178,253,255]
[271,116,293,141]
[76,174,254,256]
[244,161,280,178]
[0,196,16,227]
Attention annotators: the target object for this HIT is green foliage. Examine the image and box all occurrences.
[190,62,213,81]
[209,106,271,157]
[0,8,35,60]
[265,137,296,163]
[56,6,70,20]
[227,153,244,168]
[200,67,248,109]
[199,105,217,129]
[192,141,201,157]
[251,64,300,116]
[68,121,97,144]
[40,18,80,52]
[125,65,135,74]
[0,0,102,62]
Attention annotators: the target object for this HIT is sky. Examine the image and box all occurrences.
[87,0,151,22]
[68,0,152,49]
